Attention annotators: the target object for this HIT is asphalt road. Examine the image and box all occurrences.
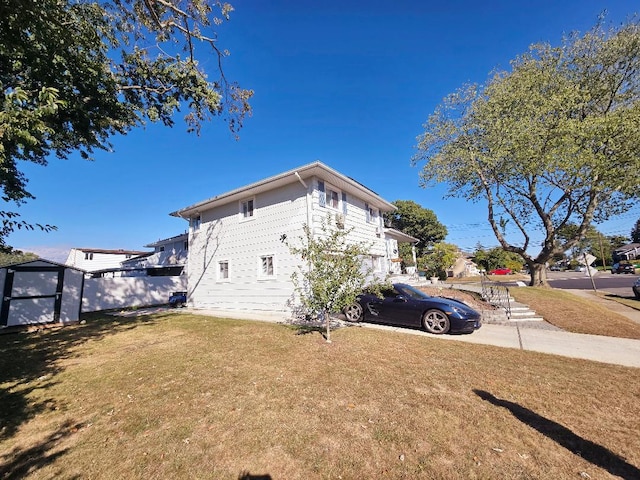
[546,270,639,297]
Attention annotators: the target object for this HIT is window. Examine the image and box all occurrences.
[241,198,254,219]
[190,215,201,231]
[184,241,189,251]
[327,188,339,209]
[84,252,93,260]
[260,255,275,277]
[366,203,378,224]
[218,261,229,280]
[159,246,165,252]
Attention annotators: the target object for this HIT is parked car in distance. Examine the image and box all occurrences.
[550,265,564,271]
[343,283,482,334]
[633,278,640,299]
[488,267,512,275]
[169,291,187,307]
[611,262,636,274]
[574,265,586,272]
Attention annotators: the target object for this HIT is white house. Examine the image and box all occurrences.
[120,233,188,276]
[171,162,408,316]
[65,247,150,273]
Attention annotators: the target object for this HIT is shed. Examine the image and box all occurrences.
[0,259,85,328]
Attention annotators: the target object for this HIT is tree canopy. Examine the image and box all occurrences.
[1,0,252,242]
[632,218,640,243]
[384,200,447,258]
[413,15,640,286]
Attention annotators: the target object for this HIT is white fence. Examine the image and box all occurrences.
[82,276,187,312]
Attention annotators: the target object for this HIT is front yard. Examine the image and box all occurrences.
[1,312,639,479]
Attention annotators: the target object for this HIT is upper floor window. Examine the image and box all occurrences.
[241,198,255,219]
[184,241,189,251]
[366,203,378,224]
[190,215,201,231]
[326,188,339,209]
[84,252,93,260]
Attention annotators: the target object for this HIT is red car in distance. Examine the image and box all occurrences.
[488,267,512,275]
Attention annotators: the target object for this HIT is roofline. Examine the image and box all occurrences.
[1,258,87,272]
[384,228,420,243]
[71,248,150,255]
[170,161,397,218]
[144,233,188,248]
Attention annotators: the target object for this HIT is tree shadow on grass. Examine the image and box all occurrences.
[0,419,83,480]
[0,311,163,444]
[474,389,640,480]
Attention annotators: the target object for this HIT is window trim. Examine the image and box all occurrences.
[257,254,276,280]
[217,259,230,282]
[239,197,256,221]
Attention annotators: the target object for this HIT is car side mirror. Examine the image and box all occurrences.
[394,295,407,303]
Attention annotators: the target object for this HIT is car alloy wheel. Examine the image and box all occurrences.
[344,303,363,322]
[422,309,451,334]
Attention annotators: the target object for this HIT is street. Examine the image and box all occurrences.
[545,270,639,297]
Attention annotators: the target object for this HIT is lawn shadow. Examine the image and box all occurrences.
[0,419,82,480]
[474,389,640,480]
[0,312,162,442]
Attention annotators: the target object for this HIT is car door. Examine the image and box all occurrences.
[377,287,419,326]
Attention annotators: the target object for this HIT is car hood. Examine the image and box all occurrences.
[430,296,479,315]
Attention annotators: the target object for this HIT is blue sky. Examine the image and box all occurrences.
[10,0,640,261]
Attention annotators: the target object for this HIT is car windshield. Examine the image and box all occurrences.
[395,284,431,300]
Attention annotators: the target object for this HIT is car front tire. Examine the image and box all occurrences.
[422,309,451,334]
[344,303,363,322]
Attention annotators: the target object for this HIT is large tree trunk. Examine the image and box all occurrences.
[529,262,548,287]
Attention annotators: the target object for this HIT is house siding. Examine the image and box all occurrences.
[187,181,309,312]
[186,176,390,314]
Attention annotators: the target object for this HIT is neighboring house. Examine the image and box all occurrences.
[613,243,640,262]
[171,161,407,315]
[120,233,188,276]
[65,248,150,273]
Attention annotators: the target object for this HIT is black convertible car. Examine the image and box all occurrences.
[343,283,482,334]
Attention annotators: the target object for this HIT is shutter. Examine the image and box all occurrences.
[318,181,326,207]
[342,192,347,215]
[365,203,370,222]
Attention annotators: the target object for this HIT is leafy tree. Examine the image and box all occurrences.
[0,247,37,266]
[384,200,447,258]
[632,218,640,243]
[473,246,522,273]
[557,223,615,267]
[418,242,458,280]
[287,216,380,343]
[1,0,253,242]
[413,16,640,287]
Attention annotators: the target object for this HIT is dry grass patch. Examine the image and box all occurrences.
[1,312,640,479]
[510,287,640,339]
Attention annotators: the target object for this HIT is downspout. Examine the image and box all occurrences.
[294,172,312,228]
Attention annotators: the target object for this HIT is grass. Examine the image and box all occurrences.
[509,287,640,339]
[1,312,640,479]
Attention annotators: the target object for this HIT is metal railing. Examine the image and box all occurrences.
[480,274,512,319]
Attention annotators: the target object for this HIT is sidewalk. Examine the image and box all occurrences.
[362,323,640,368]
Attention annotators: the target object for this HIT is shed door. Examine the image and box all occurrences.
[1,266,65,327]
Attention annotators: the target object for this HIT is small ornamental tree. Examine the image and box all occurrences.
[287,216,376,343]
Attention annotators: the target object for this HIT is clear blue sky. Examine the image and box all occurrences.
[10,0,640,261]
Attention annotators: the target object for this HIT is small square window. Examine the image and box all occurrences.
[84,252,93,260]
[191,215,201,231]
[241,199,254,219]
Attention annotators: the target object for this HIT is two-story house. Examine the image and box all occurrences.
[120,233,188,276]
[65,248,150,273]
[171,162,403,316]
